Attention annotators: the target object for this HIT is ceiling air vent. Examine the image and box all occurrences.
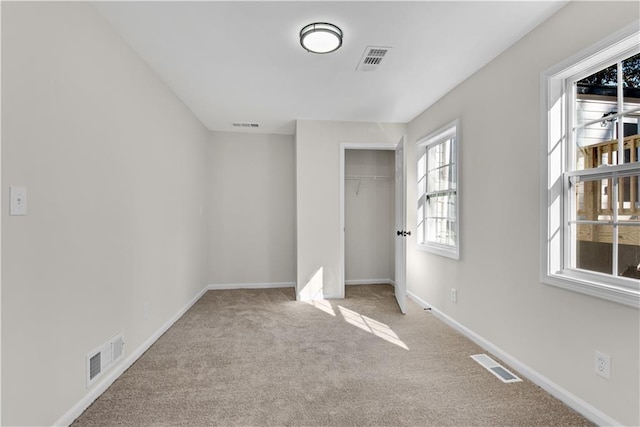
[232,122,260,128]
[356,46,392,72]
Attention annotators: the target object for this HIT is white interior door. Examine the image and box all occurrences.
[394,139,407,314]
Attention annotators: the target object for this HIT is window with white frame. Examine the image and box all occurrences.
[417,119,459,259]
[542,24,640,307]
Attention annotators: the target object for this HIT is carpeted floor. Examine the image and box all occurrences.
[72,285,592,426]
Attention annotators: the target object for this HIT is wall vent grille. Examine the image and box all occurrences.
[357,46,392,71]
[471,354,522,383]
[86,332,125,388]
[112,336,124,360]
[232,122,260,128]
[88,353,101,381]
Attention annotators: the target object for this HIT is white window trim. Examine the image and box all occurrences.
[540,22,640,308]
[417,119,460,260]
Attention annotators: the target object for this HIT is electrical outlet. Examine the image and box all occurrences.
[594,351,611,379]
[10,186,27,216]
[450,288,457,303]
[143,303,150,320]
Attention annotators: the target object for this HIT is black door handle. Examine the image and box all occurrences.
[396,230,411,237]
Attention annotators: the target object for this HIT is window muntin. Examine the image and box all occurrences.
[417,120,459,259]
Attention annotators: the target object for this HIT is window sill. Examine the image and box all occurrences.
[417,242,459,260]
[542,271,640,308]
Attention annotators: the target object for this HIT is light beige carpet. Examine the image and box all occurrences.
[72,285,592,426]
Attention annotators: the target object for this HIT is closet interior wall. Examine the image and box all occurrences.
[344,149,395,285]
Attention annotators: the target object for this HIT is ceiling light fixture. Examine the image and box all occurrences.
[300,22,343,54]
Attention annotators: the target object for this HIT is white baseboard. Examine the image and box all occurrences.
[407,291,622,427]
[207,282,295,290]
[345,279,394,286]
[54,286,209,427]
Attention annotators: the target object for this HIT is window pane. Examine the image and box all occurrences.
[427,165,455,192]
[426,218,455,246]
[575,59,622,171]
[427,192,456,220]
[427,139,452,169]
[572,176,600,219]
[573,223,614,275]
[575,121,618,170]
[621,136,637,163]
[426,218,437,243]
[621,52,639,140]
[622,53,640,114]
[618,197,640,279]
[571,175,611,219]
[575,179,585,218]
[618,172,640,215]
[576,63,618,140]
[614,173,640,215]
[578,63,618,89]
[448,220,457,246]
[599,178,611,214]
[618,237,640,279]
[616,115,640,141]
[622,53,640,89]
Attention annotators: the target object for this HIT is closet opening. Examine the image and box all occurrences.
[339,139,406,313]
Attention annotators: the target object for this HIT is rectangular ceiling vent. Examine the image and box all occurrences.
[357,46,392,72]
[86,332,125,388]
[232,122,260,128]
[470,354,522,384]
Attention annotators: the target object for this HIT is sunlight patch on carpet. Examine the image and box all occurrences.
[338,306,409,350]
[303,298,336,316]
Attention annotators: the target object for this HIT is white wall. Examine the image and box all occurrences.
[3,2,637,426]
[295,120,405,299]
[345,150,394,284]
[405,2,639,425]
[208,131,296,286]
[1,3,209,425]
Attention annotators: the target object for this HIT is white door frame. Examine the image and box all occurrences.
[339,139,405,301]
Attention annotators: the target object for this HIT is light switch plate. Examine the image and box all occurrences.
[10,186,27,216]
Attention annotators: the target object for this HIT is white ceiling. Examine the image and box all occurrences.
[93,1,567,135]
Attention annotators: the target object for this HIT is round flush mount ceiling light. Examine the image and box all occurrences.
[300,22,343,54]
